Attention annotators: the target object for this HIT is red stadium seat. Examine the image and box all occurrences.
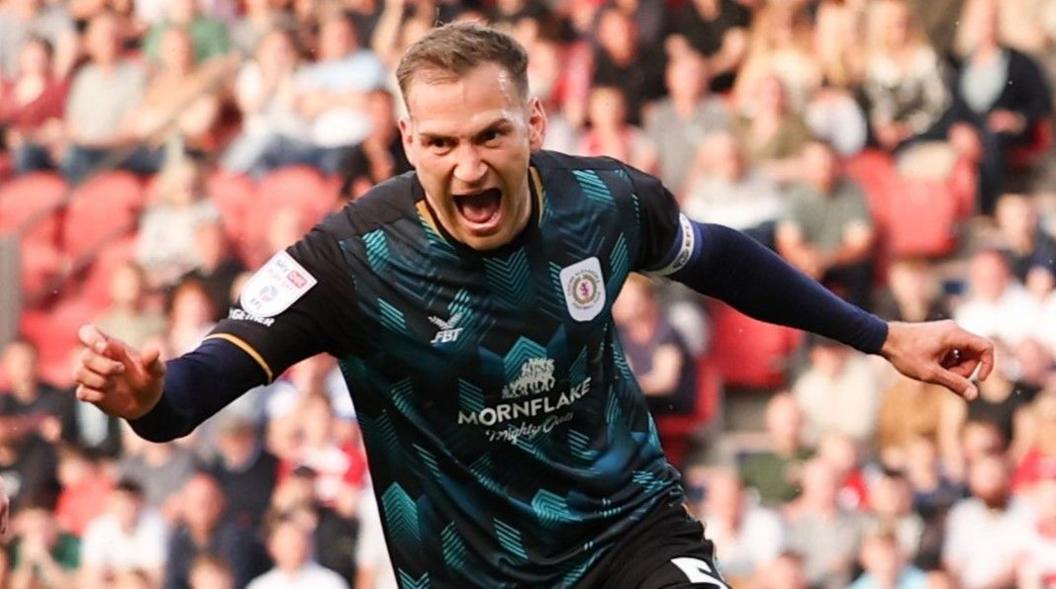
[244,166,338,266]
[20,241,64,298]
[62,171,144,261]
[20,296,97,387]
[707,302,803,389]
[79,235,137,310]
[885,176,961,258]
[0,172,68,246]
[1008,118,1053,170]
[206,170,257,260]
[654,357,722,468]
[844,150,896,228]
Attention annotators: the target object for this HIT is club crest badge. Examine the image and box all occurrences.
[560,257,606,321]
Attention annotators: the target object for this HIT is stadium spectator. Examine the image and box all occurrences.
[335,88,412,199]
[60,12,152,183]
[80,479,168,587]
[943,453,1026,589]
[953,248,1040,348]
[589,7,665,127]
[96,260,168,350]
[876,373,947,468]
[180,220,245,323]
[740,392,814,506]
[680,132,784,245]
[53,445,113,538]
[207,415,278,531]
[313,478,363,588]
[792,336,884,445]
[188,555,234,589]
[8,499,79,589]
[865,469,926,561]
[247,513,348,589]
[369,0,436,71]
[848,526,929,589]
[644,49,728,193]
[0,0,77,80]
[612,273,697,418]
[291,11,387,174]
[733,2,821,114]
[665,0,750,93]
[117,434,198,514]
[142,0,230,64]
[805,81,869,158]
[1012,385,1056,492]
[0,36,69,174]
[777,140,877,309]
[995,193,1056,282]
[949,0,1053,214]
[1016,476,1056,587]
[875,258,950,323]
[135,158,221,288]
[221,28,310,177]
[126,27,231,158]
[731,72,812,183]
[817,432,871,512]
[783,458,866,589]
[166,278,217,355]
[813,0,867,90]
[230,0,295,56]
[164,473,269,589]
[695,468,784,586]
[577,85,658,174]
[863,0,951,151]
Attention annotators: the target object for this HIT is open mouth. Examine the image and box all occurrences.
[453,188,502,230]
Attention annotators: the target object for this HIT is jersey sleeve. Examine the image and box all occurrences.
[623,164,692,274]
[208,226,359,381]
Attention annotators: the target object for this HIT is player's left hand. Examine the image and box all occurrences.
[880,320,994,401]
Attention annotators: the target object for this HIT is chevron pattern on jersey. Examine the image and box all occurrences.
[470,454,504,494]
[419,215,461,263]
[413,443,441,480]
[382,483,421,547]
[567,429,598,462]
[569,346,588,384]
[397,570,430,589]
[441,522,469,572]
[482,248,532,309]
[493,518,529,560]
[391,378,415,415]
[362,229,390,275]
[531,489,575,527]
[631,470,668,495]
[608,233,630,294]
[561,548,601,589]
[378,298,406,332]
[572,170,615,208]
[457,379,485,414]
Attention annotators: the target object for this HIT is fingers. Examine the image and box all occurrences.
[77,323,135,368]
[945,326,996,381]
[930,365,978,401]
[140,346,166,378]
[75,385,107,404]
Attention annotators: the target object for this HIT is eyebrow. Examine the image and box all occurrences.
[419,118,513,142]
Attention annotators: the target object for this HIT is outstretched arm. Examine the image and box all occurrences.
[660,220,993,398]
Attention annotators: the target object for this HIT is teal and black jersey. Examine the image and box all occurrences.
[213,151,690,587]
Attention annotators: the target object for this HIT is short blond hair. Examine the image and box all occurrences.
[396,22,529,105]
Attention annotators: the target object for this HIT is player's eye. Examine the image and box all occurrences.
[481,129,502,145]
[427,137,453,152]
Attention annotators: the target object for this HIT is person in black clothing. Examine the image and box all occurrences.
[207,416,279,532]
[337,88,413,201]
[164,473,270,589]
[591,7,666,126]
[182,220,246,323]
[665,0,751,93]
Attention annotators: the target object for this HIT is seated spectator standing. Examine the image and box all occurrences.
[0,37,69,173]
[777,140,877,310]
[290,11,387,174]
[612,274,697,418]
[60,12,155,184]
[948,0,1052,214]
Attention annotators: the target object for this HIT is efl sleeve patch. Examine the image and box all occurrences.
[239,251,319,317]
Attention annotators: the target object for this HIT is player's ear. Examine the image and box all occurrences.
[398,117,418,167]
[527,97,547,152]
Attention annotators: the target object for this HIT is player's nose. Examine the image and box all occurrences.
[453,145,488,185]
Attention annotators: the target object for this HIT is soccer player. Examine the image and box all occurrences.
[71,23,992,588]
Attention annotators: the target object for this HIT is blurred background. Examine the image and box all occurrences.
[1,0,1056,587]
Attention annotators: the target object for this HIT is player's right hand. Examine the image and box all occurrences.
[73,324,166,420]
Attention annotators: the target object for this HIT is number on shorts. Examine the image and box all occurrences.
[670,557,729,588]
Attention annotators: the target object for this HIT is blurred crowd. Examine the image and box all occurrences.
[3,0,1056,588]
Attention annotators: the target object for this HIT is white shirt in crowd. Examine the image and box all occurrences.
[80,508,169,573]
[247,563,349,589]
[953,283,1040,347]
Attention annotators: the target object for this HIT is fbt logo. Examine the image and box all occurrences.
[429,312,464,344]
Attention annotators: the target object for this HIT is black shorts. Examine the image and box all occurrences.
[576,494,731,589]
